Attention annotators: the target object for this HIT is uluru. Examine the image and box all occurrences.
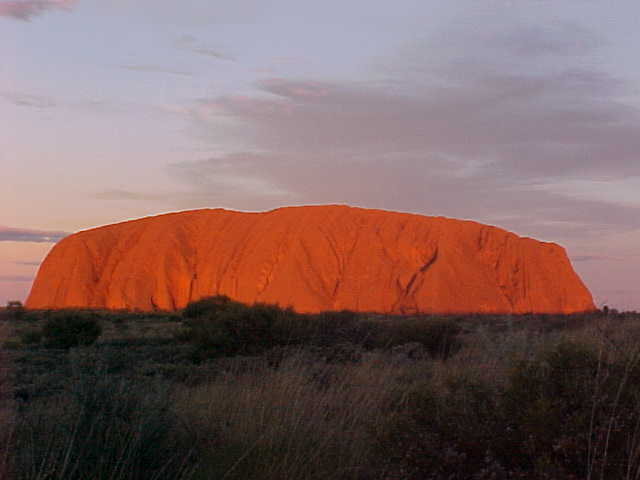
[26,205,595,314]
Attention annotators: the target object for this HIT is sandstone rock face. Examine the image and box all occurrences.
[26,205,595,314]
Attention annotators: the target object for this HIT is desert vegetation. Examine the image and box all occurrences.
[2,299,640,479]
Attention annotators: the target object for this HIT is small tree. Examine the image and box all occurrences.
[42,312,102,349]
[6,300,25,320]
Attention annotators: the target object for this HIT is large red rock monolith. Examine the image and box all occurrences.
[26,205,595,314]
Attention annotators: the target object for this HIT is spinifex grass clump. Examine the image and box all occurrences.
[13,354,196,480]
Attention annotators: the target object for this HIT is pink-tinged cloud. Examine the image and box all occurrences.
[0,0,77,20]
[0,275,33,282]
[0,226,68,243]
[259,78,331,100]
[195,96,293,120]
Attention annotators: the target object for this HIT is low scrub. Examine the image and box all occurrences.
[13,358,196,480]
[375,317,463,359]
[12,302,640,479]
[180,296,299,357]
[41,312,102,349]
[380,339,640,479]
[180,296,464,360]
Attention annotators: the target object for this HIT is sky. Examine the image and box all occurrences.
[1,0,639,310]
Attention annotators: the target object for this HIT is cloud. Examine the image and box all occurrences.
[170,152,640,240]
[199,69,640,179]
[259,78,330,100]
[1,92,55,108]
[0,0,77,20]
[177,19,640,243]
[13,260,41,266]
[2,90,186,117]
[175,34,235,61]
[120,65,193,76]
[599,289,640,295]
[0,275,33,282]
[169,154,292,203]
[0,226,69,243]
[93,189,164,201]
[571,255,623,263]
[171,17,640,311]
[494,22,604,58]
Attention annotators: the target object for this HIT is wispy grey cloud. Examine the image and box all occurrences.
[93,189,164,201]
[176,34,235,61]
[170,154,292,202]
[0,275,33,282]
[1,92,55,108]
[120,65,193,76]
[1,89,185,118]
[494,22,605,58]
[0,0,77,20]
[170,152,640,240]
[600,289,640,295]
[571,255,623,263]
[13,260,41,266]
[0,226,68,243]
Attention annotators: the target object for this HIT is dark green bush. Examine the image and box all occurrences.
[42,312,102,349]
[19,329,42,345]
[181,296,299,357]
[182,295,243,319]
[304,310,380,347]
[181,297,464,361]
[377,317,463,359]
[6,300,25,320]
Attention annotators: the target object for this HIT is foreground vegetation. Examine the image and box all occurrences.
[2,299,640,479]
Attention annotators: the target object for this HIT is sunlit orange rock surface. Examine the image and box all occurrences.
[26,205,595,314]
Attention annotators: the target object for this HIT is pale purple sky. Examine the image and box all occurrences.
[2,0,640,310]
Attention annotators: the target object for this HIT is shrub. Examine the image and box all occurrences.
[378,317,463,359]
[378,340,640,479]
[42,312,102,349]
[500,341,640,478]
[378,374,509,480]
[18,329,41,345]
[182,295,244,319]
[181,297,464,361]
[6,300,25,320]
[182,297,299,357]
[303,310,380,347]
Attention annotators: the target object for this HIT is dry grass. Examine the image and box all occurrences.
[174,349,430,479]
[0,321,16,480]
[8,306,640,479]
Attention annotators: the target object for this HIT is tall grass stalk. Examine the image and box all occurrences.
[0,322,15,480]
[175,348,428,479]
[13,354,197,480]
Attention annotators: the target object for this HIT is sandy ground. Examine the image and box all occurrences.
[0,321,14,479]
